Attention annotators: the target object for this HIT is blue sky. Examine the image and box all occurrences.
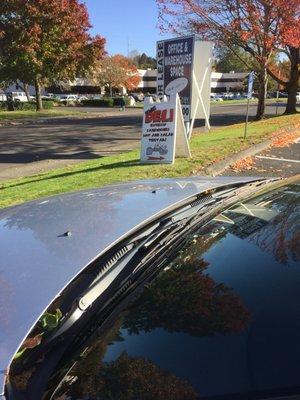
[83,0,168,57]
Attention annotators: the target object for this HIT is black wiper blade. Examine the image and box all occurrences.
[44,178,274,344]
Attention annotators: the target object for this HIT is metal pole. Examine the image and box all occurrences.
[275,83,279,116]
[244,97,250,140]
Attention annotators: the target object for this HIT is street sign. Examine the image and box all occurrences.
[247,71,255,99]
[244,72,255,139]
[157,36,195,122]
[140,95,190,164]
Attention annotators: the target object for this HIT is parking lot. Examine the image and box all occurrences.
[0,101,291,180]
[224,137,300,177]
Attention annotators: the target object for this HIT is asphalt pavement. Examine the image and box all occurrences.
[225,137,300,177]
[0,102,297,180]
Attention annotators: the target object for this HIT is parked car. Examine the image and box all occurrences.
[59,94,78,103]
[129,92,144,102]
[222,92,235,100]
[1,176,300,400]
[278,91,288,98]
[78,95,88,102]
[211,94,224,102]
[92,94,103,100]
[6,91,28,102]
[0,93,7,102]
[296,92,300,102]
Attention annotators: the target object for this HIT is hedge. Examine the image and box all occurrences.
[0,100,54,111]
[81,97,130,108]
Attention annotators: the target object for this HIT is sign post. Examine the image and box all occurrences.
[244,72,255,140]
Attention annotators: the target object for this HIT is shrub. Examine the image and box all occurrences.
[113,97,130,107]
[0,100,54,111]
[81,98,114,107]
[0,101,7,110]
[14,102,36,111]
[42,100,54,109]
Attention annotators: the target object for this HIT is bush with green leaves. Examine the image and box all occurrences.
[81,97,131,108]
[0,101,7,110]
[42,100,54,109]
[0,100,55,111]
[81,98,114,107]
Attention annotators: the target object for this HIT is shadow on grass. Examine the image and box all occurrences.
[1,158,142,189]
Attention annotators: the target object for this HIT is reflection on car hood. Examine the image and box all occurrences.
[0,176,258,394]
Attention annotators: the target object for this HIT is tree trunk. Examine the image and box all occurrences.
[255,65,268,120]
[285,47,299,115]
[34,77,43,111]
[109,84,112,97]
[23,83,31,102]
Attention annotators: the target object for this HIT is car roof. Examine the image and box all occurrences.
[0,176,258,395]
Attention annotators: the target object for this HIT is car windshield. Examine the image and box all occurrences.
[8,180,300,400]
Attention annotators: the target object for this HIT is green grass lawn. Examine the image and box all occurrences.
[213,98,289,106]
[0,108,87,121]
[0,114,299,209]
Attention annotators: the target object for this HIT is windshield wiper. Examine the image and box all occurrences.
[43,178,274,344]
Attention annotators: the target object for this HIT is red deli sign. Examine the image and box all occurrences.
[145,108,174,124]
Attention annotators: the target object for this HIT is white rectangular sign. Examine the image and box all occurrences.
[140,95,190,164]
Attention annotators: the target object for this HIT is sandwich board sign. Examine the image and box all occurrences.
[140,94,190,164]
[157,36,213,134]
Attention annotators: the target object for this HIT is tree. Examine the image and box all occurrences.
[69,352,198,400]
[157,0,300,119]
[124,258,250,337]
[215,46,256,73]
[130,51,157,69]
[93,55,141,96]
[0,0,106,110]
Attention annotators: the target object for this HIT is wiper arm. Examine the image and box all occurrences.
[44,179,273,344]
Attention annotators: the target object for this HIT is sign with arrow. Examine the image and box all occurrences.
[140,95,191,164]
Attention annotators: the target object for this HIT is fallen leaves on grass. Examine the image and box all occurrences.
[231,156,254,171]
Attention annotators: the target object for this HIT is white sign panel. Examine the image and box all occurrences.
[192,40,213,121]
[140,95,190,164]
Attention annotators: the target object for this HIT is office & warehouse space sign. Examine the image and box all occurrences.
[157,36,195,122]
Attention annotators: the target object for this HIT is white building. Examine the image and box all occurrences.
[137,69,248,94]
[1,70,248,96]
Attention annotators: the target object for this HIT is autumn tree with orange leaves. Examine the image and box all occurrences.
[0,0,106,111]
[93,55,141,96]
[157,0,300,118]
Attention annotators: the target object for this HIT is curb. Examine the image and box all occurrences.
[205,123,300,176]
[205,138,274,176]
